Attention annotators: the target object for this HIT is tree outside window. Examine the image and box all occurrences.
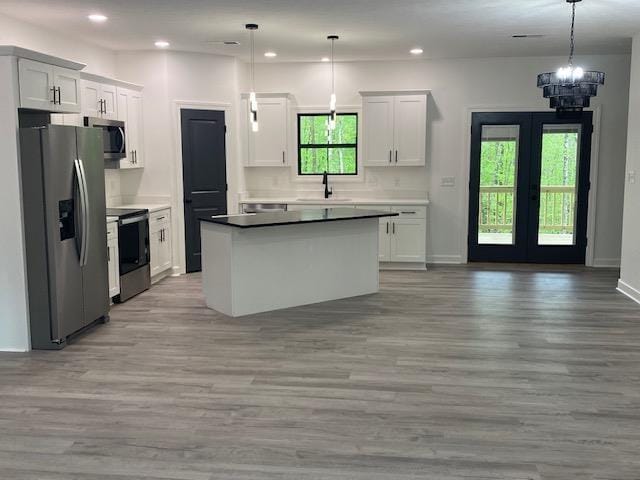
[298,113,358,175]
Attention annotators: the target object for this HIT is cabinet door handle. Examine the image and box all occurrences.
[50,87,56,104]
[282,151,286,164]
[386,222,389,234]
[395,150,398,163]
[57,87,61,105]
[392,222,396,234]
[401,211,416,214]
[389,150,392,163]
[156,216,166,221]
[107,246,110,262]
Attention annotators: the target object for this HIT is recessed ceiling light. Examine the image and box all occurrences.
[155,40,170,48]
[88,14,108,23]
[321,57,330,62]
[264,51,277,58]
[410,48,424,55]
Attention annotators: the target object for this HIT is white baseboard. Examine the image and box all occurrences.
[0,347,29,353]
[380,262,427,271]
[151,268,173,285]
[592,257,621,268]
[617,279,640,305]
[426,255,465,264]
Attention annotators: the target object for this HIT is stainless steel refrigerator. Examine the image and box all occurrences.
[20,125,109,350]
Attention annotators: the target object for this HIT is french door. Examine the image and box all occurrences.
[468,111,593,264]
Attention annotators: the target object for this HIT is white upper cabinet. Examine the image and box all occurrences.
[393,95,427,166]
[242,94,289,167]
[81,80,100,117]
[362,96,395,166]
[361,91,428,167]
[81,80,117,120]
[52,68,81,113]
[116,87,144,169]
[18,59,81,113]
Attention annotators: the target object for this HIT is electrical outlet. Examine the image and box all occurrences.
[629,171,637,184]
[441,176,456,187]
[394,177,401,187]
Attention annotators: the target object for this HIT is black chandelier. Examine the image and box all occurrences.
[537,0,605,112]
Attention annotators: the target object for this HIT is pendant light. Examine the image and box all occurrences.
[327,35,339,131]
[537,0,605,111]
[246,23,259,132]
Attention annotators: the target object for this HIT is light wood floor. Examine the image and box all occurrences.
[1,265,640,479]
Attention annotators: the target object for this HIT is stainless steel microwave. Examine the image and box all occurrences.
[83,117,126,161]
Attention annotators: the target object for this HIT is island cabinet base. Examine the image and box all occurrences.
[201,218,380,317]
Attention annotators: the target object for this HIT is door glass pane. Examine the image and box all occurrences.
[538,124,581,246]
[478,125,519,245]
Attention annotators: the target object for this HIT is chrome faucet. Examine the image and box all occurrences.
[322,171,333,199]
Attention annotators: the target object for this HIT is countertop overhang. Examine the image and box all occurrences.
[199,208,398,229]
[239,198,429,206]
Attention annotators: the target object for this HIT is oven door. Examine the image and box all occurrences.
[118,214,149,276]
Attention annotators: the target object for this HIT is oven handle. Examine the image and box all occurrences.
[117,126,126,154]
[119,213,149,226]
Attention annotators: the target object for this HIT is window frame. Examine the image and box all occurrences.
[297,112,359,176]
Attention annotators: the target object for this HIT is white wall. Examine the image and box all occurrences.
[115,51,243,275]
[0,56,30,351]
[618,34,640,303]
[0,12,116,76]
[244,55,630,264]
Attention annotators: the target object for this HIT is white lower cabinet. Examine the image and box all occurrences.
[285,203,426,267]
[150,209,172,278]
[388,206,427,263]
[107,221,120,298]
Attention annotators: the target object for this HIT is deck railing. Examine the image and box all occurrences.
[479,185,575,233]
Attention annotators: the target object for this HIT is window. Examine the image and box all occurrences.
[298,113,358,175]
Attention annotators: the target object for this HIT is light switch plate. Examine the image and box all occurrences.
[441,176,456,187]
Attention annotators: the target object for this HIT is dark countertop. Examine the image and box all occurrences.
[199,208,398,229]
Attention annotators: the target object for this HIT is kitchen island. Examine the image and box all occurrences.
[199,208,398,317]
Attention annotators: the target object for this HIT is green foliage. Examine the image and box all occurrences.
[479,132,579,236]
[299,114,357,175]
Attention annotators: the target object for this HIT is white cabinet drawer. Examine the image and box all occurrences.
[150,209,171,228]
[391,206,426,219]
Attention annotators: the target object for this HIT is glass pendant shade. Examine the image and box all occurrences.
[246,24,259,132]
[327,35,338,131]
[537,0,605,112]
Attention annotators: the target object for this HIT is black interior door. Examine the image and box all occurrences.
[468,111,592,264]
[181,109,227,273]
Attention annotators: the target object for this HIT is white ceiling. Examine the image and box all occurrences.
[0,0,637,62]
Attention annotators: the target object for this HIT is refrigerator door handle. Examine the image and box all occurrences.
[73,159,86,264]
[78,158,90,267]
